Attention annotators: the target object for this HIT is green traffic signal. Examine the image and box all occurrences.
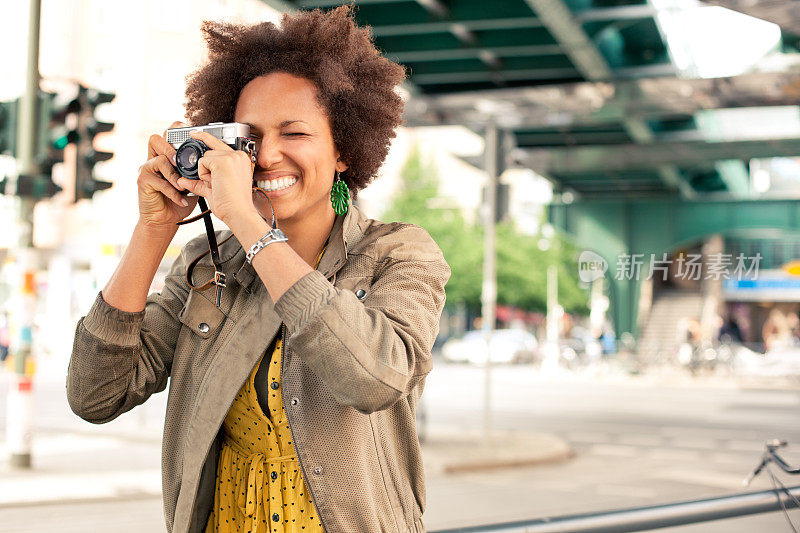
[0,85,116,201]
[0,99,19,156]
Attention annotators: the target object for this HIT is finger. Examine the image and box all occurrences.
[177,177,212,199]
[147,173,189,207]
[190,130,233,151]
[148,132,178,162]
[196,150,251,179]
[195,152,232,182]
[152,154,183,190]
[196,155,212,183]
[195,150,226,178]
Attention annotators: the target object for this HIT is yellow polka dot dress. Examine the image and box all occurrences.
[205,247,326,533]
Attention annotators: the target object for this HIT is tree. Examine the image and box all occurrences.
[381,143,588,317]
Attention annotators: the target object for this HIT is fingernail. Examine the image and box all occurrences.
[171,154,177,165]
[181,199,189,207]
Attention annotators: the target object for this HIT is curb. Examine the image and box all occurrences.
[421,432,574,476]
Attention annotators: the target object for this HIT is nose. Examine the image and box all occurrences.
[255,136,283,169]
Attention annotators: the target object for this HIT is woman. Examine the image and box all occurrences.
[66,6,450,533]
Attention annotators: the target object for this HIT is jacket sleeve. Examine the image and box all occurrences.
[66,246,192,424]
[274,224,451,414]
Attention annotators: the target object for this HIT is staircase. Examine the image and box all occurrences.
[637,290,704,360]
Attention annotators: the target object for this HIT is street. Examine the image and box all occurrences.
[422,361,800,532]
[2,360,800,532]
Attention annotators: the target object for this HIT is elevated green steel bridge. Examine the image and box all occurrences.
[266,0,800,338]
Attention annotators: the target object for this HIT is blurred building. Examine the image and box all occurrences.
[1,0,284,370]
[1,0,523,370]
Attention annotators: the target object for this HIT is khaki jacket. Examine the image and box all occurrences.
[66,203,451,533]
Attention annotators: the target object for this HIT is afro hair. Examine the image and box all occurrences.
[184,5,407,198]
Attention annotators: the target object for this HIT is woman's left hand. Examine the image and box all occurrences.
[176,130,258,227]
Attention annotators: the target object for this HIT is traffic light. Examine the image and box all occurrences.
[0,92,73,199]
[1,174,63,198]
[0,99,19,156]
[35,90,80,193]
[74,86,114,202]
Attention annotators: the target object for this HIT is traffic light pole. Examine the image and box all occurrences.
[7,0,42,469]
[481,122,498,445]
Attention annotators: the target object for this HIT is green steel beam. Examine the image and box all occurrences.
[389,44,563,63]
[412,0,448,19]
[522,0,612,79]
[412,67,579,85]
[694,110,753,197]
[369,17,545,37]
[713,160,750,197]
[298,0,403,6]
[522,0,695,198]
[400,0,503,72]
[574,4,659,23]
[518,138,800,174]
[550,197,800,337]
[406,68,800,129]
[259,0,297,12]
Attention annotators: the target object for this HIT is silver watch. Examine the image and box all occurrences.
[245,228,288,264]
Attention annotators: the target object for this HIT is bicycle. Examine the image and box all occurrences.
[744,439,800,531]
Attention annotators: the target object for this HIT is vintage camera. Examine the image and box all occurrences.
[165,122,257,179]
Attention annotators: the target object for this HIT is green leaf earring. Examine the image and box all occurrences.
[330,170,350,216]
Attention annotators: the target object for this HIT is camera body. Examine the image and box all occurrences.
[165,122,256,179]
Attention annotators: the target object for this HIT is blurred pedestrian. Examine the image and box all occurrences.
[763,308,791,352]
[717,314,743,344]
[66,7,450,532]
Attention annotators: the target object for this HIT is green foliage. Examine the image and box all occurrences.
[381,144,588,316]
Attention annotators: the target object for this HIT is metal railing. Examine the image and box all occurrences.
[430,485,800,532]
[432,440,800,533]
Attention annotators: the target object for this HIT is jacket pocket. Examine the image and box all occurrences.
[370,415,405,533]
[178,289,227,340]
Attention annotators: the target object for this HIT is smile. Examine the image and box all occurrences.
[255,176,298,192]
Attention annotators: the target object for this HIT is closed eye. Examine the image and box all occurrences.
[284,132,308,137]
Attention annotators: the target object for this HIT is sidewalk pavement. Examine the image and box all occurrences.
[4,358,792,509]
[0,419,573,509]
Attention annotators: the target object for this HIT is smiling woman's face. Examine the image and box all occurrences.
[234,72,347,225]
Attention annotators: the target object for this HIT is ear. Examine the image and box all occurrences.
[335,156,348,173]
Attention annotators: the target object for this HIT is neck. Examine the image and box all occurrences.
[279,205,337,268]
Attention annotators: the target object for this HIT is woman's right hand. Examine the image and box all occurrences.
[137,121,199,231]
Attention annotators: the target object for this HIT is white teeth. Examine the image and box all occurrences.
[255,177,297,191]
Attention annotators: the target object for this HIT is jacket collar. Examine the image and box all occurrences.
[317,201,367,279]
[234,202,367,290]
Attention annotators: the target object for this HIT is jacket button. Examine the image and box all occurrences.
[290,397,299,406]
[355,289,366,300]
[198,323,210,333]
[271,471,278,481]
[272,513,280,522]
[270,381,279,390]
[313,466,323,475]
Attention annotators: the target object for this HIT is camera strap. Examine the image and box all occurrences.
[177,197,230,307]
[177,186,278,308]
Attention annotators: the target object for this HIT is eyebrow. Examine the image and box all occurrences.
[243,120,309,131]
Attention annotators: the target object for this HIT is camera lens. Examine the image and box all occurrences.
[175,139,207,179]
[180,148,198,168]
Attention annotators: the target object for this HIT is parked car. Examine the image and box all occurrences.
[442,328,539,365]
